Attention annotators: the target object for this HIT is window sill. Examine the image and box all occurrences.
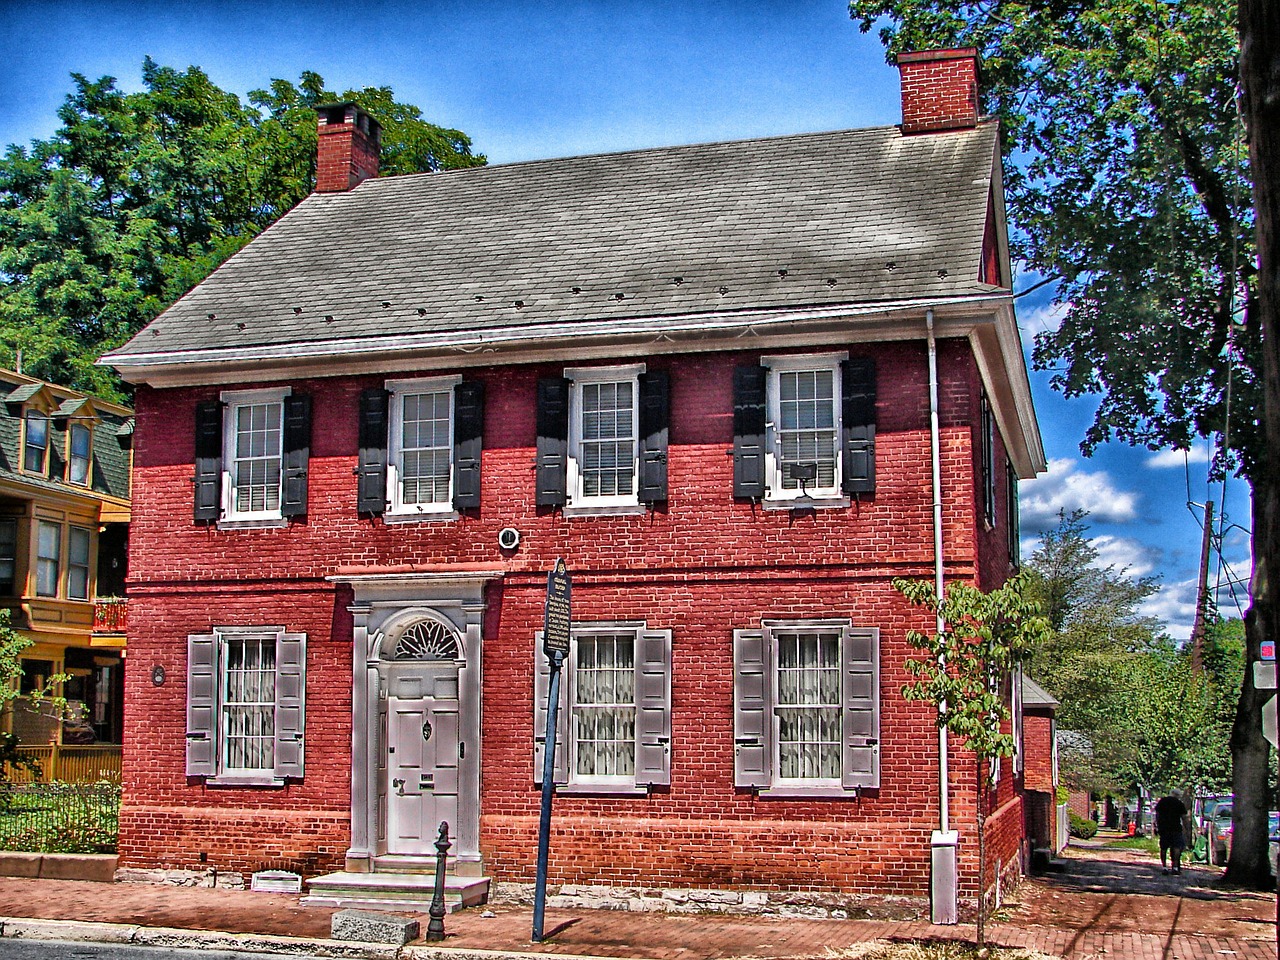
[562,503,648,518]
[761,496,850,511]
[206,775,286,788]
[757,785,867,799]
[383,509,460,524]
[215,517,289,531]
[552,782,649,796]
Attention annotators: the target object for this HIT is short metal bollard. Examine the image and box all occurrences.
[426,821,451,941]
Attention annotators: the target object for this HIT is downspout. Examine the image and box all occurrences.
[927,308,949,834]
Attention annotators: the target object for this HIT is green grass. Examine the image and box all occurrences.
[1105,835,1160,854]
[0,782,120,854]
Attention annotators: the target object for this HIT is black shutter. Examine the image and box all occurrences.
[732,365,766,499]
[357,388,389,515]
[193,400,223,522]
[453,380,484,511]
[637,370,669,504]
[535,377,570,507]
[841,357,876,496]
[281,394,311,517]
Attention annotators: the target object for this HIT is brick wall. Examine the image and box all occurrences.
[122,338,1018,894]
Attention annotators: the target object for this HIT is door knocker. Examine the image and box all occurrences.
[422,719,433,742]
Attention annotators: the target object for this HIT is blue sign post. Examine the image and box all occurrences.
[532,559,571,943]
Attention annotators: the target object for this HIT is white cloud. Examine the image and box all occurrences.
[1091,535,1158,578]
[1019,458,1139,528]
[1146,441,1211,469]
[1142,578,1198,641]
[1019,301,1068,338]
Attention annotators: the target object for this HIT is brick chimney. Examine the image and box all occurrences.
[315,103,381,193]
[896,48,979,135]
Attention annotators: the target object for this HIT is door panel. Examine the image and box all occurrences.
[387,695,459,856]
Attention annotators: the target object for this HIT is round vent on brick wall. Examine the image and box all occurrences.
[498,527,521,550]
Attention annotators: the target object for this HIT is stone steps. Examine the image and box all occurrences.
[302,871,489,913]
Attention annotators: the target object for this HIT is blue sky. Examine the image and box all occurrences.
[0,0,1249,638]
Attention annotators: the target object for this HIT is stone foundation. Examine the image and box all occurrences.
[115,867,246,890]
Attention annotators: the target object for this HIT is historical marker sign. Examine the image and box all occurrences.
[543,558,571,657]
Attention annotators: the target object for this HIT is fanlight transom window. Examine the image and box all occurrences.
[393,620,461,661]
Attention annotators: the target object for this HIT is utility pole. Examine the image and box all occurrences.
[1189,500,1214,674]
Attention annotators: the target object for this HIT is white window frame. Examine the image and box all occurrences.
[36,520,60,598]
[220,387,290,523]
[767,619,846,789]
[67,525,91,601]
[566,625,640,789]
[67,423,92,486]
[217,629,279,779]
[565,364,644,511]
[385,375,461,518]
[761,352,847,504]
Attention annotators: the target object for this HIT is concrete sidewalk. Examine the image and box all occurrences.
[0,846,1272,960]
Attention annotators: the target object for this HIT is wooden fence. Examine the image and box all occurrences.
[5,745,122,784]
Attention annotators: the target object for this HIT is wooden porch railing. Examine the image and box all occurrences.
[92,597,128,634]
[5,745,122,784]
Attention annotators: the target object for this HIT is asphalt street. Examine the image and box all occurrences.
[0,941,315,960]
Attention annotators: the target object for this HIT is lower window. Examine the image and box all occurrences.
[733,619,880,794]
[186,627,307,784]
[535,623,671,791]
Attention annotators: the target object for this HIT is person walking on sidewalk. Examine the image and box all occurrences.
[1155,792,1188,874]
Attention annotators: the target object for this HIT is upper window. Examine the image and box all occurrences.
[193,389,311,525]
[733,355,875,504]
[387,377,460,516]
[569,367,640,508]
[186,627,307,785]
[535,622,671,792]
[36,521,60,597]
[355,380,484,518]
[980,391,996,527]
[1006,458,1020,567]
[733,619,880,795]
[0,519,15,595]
[24,412,48,475]
[67,526,91,601]
[536,367,669,512]
[67,424,91,486]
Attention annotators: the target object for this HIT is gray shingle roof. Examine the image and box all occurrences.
[109,122,1003,361]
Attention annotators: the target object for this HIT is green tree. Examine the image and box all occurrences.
[895,574,1050,945]
[0,609,64,793]
[0,61,485,401]
[848,0,1274,886]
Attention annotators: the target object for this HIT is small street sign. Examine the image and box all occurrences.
[1264,695,1278,750]
[543,558,571,657]
[1255,661,1277,690]
[1261,639,1276,661]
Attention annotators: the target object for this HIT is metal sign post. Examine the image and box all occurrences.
[532,559,571,943]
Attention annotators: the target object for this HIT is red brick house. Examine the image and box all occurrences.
[103,49,1045,915]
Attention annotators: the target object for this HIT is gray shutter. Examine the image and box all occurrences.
[732,366,766,499]
[281,394,311,517]
[841,358,876,496]
[841,626,880,789]
[637,371,669,504]
[274,632,307,779]
[533,633,568,785]
[732,629,770,788]
[357,388,389,515]
[186,633,218,777]
[535,377,570,507]
[1012,665,1024,774]
[634,629,672,786]
[193,401,223,522]
[452,381,484,511]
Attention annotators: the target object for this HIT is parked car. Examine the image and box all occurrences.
[1208,802,1233,865]
[1270,812,1279,875]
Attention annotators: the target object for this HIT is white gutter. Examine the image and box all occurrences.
[926,307,950,834]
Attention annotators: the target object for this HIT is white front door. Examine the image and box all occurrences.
[387,695,459,856]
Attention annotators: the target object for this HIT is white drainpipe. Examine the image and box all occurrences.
[927,307,958,924]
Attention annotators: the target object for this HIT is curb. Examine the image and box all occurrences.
[0,917,632,960]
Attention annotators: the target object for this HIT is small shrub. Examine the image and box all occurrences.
[1068,811,1098,840]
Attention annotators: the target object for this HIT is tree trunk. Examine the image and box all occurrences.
[1233,0,1280,891]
